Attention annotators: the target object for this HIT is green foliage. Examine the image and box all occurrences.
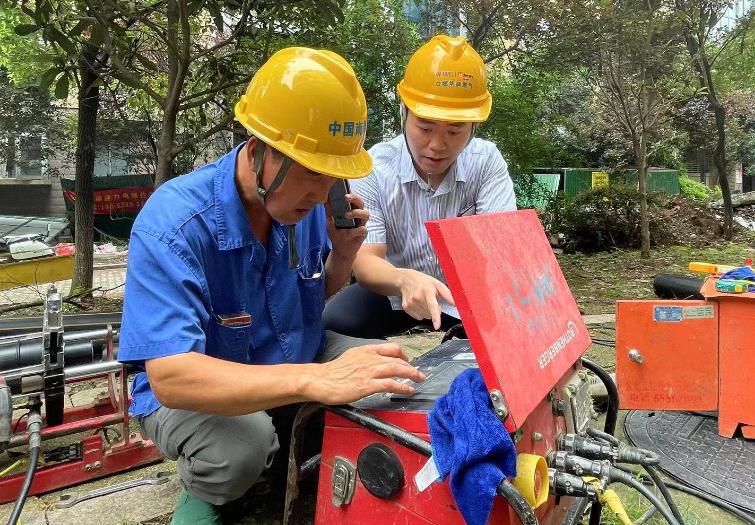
[512,173,557,210]
[713,15,755,97]
[0,6,54,86]
[552,185,666,253]
[480,65,582,176]
[328,0,421,146]
[679,176,721,201]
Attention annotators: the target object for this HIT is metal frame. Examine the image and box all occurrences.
[0,329,161,503]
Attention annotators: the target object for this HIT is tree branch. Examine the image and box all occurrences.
[189,0,252,65]
[83,0,166,105]
[483,32,524,63]
[171,112,234,157]
[178,78,249,111]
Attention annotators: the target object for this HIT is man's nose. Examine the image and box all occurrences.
[427,131,446,152]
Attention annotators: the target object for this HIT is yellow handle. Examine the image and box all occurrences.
[512,454,549,509]
[688,262,735,275]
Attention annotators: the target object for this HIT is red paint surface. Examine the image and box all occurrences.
[426,210,591,430]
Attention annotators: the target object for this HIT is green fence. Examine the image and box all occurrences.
[514,174,560,210]
[559,168,680,198]
[647,170,680,195]
[612,170,680,196]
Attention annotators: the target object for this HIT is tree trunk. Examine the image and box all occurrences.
[71,42,100,295]
[5,133,16,177]
[711,101,733,240]
[153,0,180,188]
[154,116,176,187]
[637,138,651,258]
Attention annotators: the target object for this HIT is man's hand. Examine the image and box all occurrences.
[398,269,455,330]
[304,343,426,405]
[326,193,369,262]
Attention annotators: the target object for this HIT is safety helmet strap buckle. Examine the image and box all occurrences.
[254,139,293,206]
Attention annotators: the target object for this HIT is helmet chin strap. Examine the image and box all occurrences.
[252,139,299,269]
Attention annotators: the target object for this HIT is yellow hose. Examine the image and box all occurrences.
[0,459,24,477]
[600,488,634,525]
[583,476,633,525]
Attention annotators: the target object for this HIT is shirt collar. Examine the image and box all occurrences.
[214,143,258,251]
[398,134,469,189]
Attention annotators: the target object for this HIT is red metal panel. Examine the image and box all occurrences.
[317,369,576,525]
[426,210,591,430]
[0,434,162,503]
[700,278,755,437]
[715,296,755,437]
[616,300,719,411]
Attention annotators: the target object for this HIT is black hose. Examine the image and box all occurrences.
[644,465,685,525]
[586,426,619,446]
[497,479,538,525]
[327,406,432,456]
[663,480,755,525]
[441,323,466,343]
[581,358,619,436]
[617,474,681,525]
[588,433,682,524]
[7,443,40,525]
[562,497,591,525]
[614,464,755,525]
[581,358,619,525]
[327,405,538,525]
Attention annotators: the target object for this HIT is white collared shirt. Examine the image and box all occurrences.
[351,134,517,314]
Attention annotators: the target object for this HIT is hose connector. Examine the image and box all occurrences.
[26,411,42,450]
[549,451,612,480]
[0,376,12,446]
[557,433,660,465]
[558,433,618,461]
[548,469,598,498]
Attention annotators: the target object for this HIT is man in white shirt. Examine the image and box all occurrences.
[323,35,517,339]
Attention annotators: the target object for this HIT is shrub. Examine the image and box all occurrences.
[553,185,666,252]
[513,174,556,210]
[679,176,721,201]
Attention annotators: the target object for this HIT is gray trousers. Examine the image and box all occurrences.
[139,330,382,506]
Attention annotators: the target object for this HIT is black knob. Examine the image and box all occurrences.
[357,443,405,499]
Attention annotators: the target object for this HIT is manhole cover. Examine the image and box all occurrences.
[625,410,755,512]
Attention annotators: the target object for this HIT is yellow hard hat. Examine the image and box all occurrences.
[235,47,372,179]
[397,35,491,123]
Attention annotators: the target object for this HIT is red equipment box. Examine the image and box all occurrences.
[616,279,755,438]
[316,210,592,524]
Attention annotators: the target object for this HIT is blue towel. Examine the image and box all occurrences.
[721,266,755,281]
[721,266,755,292]
[428,368,517,525]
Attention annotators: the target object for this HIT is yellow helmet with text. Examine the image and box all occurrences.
[235,47,372,180]
[398,35,491,123]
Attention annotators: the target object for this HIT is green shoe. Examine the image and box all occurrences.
[171,487,222,525]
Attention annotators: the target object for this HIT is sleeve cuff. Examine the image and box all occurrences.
[118,337,205,364]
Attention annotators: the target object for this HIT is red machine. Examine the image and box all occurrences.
[616,277,755,439]
[0,290,161,506]
[315,210,595,524]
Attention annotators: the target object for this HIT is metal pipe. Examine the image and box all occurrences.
[8,413,124,447]
[4,360,123,396]
[0,328,119,345]
[65,360,123,380]
[0,312,122,334]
